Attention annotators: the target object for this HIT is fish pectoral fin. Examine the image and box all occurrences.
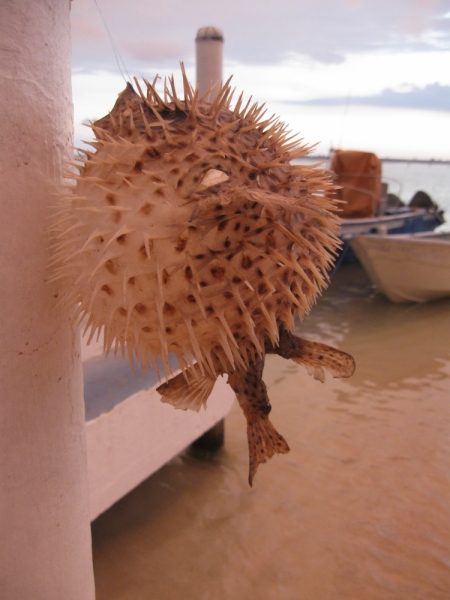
[156,365,216,412]
[303,363,326,383]
[246,414,290,486]
[289,338,355,381]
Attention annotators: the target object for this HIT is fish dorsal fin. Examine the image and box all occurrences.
[156,365,216,412]
[289,338,355,382]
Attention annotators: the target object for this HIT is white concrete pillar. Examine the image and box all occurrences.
[195,26,224,101]
[0,1,95,598]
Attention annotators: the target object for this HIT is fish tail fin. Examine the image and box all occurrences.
[156,364,216,412]
[246,414,290,486]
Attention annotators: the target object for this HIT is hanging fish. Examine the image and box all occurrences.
[50,67,355,485]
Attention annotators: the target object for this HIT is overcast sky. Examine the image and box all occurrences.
[71,0,450,159]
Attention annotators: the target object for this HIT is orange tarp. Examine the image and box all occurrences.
[331,150,382,218]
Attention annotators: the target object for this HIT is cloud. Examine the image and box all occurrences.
[125,41,188,63]
[400,1,437,35]
[71,0,450,73]
[283,83,450,112]
[71,15,106,41]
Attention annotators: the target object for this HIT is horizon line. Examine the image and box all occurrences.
[306,154,450,165]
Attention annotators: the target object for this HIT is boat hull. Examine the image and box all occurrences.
[350,233,450,303]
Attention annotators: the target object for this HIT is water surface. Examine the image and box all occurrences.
[92,264,450,600]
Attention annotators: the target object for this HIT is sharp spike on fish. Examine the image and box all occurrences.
[233,91,244,117]
[49,64,354,487]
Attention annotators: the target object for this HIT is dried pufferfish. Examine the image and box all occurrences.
[50,69,355,485]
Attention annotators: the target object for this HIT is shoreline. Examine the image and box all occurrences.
[304,155,450,165]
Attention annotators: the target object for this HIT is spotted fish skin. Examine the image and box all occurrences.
[158,351,290,486]
[158,326,355,485]
[50,67,355,485]
[50,70,341,380]
[227,355,290,486]
[265,325,355,383]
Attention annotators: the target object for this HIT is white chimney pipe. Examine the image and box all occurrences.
[0,1,95,598]
[195,27,224,101]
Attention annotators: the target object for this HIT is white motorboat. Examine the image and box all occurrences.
[329,150,445,267]
[350,231,450,303]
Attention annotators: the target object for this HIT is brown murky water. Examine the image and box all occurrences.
[92,264,450,600]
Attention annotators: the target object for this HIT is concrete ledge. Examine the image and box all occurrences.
[81,336,235,520]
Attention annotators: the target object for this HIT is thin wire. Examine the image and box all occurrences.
[92,0,132,84]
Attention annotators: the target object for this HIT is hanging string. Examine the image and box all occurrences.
[92,0,132,84]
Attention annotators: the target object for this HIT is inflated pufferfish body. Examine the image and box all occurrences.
[51,69,355,484]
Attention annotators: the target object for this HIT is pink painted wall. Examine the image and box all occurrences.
[0,1,95,597]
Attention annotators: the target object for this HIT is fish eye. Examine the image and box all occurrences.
[200,168,229,188]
